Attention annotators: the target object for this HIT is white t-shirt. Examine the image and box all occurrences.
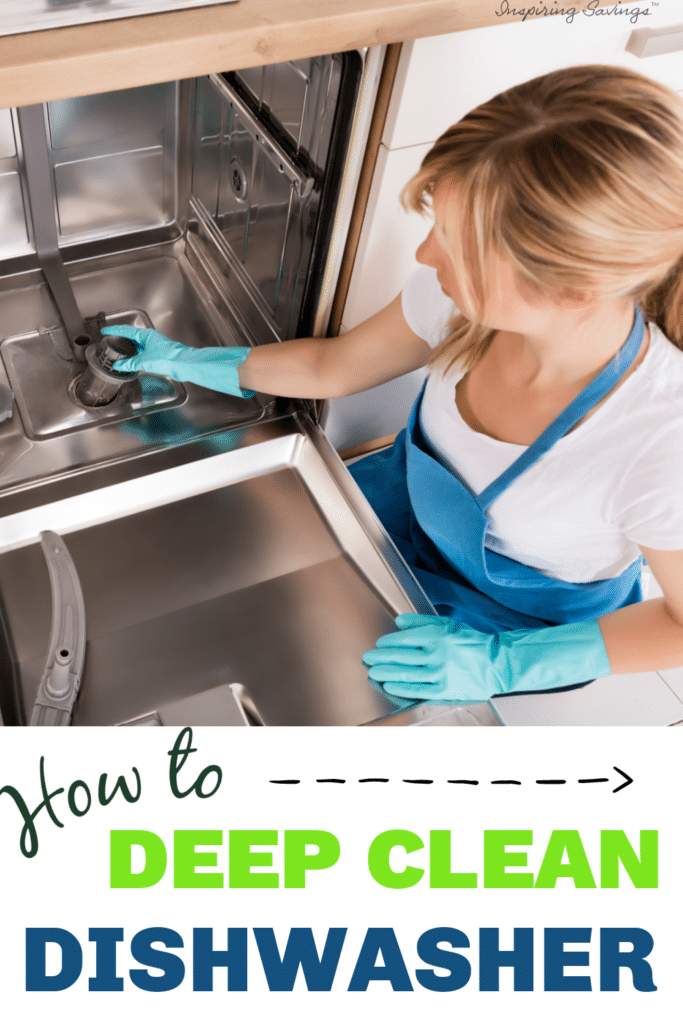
[402,264,683,583]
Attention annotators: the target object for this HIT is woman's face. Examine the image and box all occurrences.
[414,188,468,309]
[415,184,551,333]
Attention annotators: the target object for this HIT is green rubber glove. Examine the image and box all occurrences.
[102,325,255,398]
[363,613,611,702]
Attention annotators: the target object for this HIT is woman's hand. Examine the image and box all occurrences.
[102,325,255,397]
[363,613,611,702]
[364,615,502,702]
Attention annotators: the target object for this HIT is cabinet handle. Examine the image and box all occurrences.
[626,26,683,58]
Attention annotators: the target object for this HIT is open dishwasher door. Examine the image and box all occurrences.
[0,411,502,727]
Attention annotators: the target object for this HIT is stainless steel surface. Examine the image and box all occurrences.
[17,104,89,356]
[29,531,85,726]
[0,1,238,38]
[0,383,12,422]
[120,684,251,727]
[234,57,342,168]
[0,424,437,726]
[367,701,503,727]
[231,682,265,725]
[208,75,314,199]
[4,309,182,439]
[193,54,355,341]
[47,82,180,247]
[193,75,316,338]
[0,109,31,259]
[0,240,274,488]
[0,75,278,491]
[0,82,185,278]
[0,52,493,728]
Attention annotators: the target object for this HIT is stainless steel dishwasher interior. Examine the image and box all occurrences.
[0,56,499,727]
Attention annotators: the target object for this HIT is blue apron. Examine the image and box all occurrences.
[350,308,645,649]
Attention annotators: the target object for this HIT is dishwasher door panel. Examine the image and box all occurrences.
[16,555,403,727]
[0,428,434,727]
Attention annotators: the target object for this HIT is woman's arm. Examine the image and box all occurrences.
[109,293,432,399]
[239,293,432,398]
[597,546,683,673]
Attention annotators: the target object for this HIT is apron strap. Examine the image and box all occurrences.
[475,306,645,511]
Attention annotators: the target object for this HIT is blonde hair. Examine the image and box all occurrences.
[402,64,683,371]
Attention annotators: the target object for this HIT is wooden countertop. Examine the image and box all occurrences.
[0,0,608,108]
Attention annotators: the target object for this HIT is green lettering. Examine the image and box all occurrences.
[429,831,477,888]
[484,830,534,888]
[284,830,340,888]
[229,830,279,888]
[368,830,424,889]
[110,830,167,888]
[600,831,658,888]
[535,830,596,888]
[174,830,224,888]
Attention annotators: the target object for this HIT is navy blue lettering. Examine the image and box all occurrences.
[479,928,534,991]
[193,928,248,991]
[129,928,185,991]
[600,928,656,992]
[348,928,413,991]
[416,927,471,991]
[26,928,82,991]
[544,928,591,991]
[89,928,124,991]
[254,927,346,991]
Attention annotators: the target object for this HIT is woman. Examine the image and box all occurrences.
[104,65,683,704]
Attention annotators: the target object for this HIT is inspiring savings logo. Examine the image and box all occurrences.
[494,0,655,24]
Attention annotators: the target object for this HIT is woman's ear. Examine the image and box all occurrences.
[550,286,597,309]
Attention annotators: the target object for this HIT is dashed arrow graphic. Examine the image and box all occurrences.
[269,766,635,792]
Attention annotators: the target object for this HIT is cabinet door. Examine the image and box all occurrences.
[384,13,683,150]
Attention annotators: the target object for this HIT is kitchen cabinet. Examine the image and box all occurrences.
[382,14,683,153]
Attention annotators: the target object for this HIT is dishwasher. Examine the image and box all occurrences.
[0,50,501,729]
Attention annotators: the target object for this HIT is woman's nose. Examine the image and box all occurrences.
[415,227,436,266]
